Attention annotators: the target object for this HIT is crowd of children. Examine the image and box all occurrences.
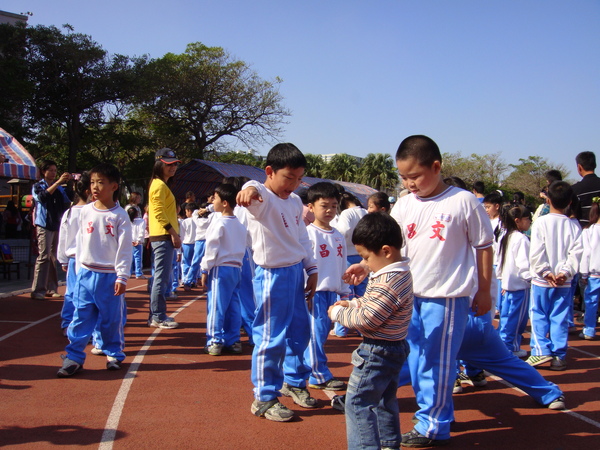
[46,138,600,449]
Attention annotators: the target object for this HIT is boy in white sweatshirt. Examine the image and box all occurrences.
[57,163,132,377]
[201,184,247,356]
[528,181,583,371]
[237,143,318,422]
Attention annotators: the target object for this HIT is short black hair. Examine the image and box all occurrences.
[127,206,139,222]
[472,181,485,194]
[307,182,340,204]
[368,191,391,212]
[483,191,503,205]
[395,135,442,167]
[214,183,239,207]
[444,176,468,190]
[547,181,573,210]
[185,202,198,211]
[352,212,402,253]
[39,159,57,174]
[74,171,91,203]
[545,170,562,184]
[266,143,307,172]
[89,163,121,201]
[576,151,596,172]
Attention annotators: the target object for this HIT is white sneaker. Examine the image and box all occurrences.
[149,317,179,329]
[91,347,105,356]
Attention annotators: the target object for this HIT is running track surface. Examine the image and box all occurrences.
[1,279,599,449]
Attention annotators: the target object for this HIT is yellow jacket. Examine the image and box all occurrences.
[148,178,179,239]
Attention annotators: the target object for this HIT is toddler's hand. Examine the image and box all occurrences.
[114,282,126,296]
[342,263,369,285]
[555,273,567,286]
[544,273,558,287]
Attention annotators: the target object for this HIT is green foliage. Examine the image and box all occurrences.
[132,42,290,161]
[322,154,359,182]
[441,151,507,189]
[356,153,398,191]
[304,154,325,178]
[209,150,264,168]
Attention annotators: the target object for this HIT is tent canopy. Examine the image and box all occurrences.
[0,127,39,180]
[172,159,378,206]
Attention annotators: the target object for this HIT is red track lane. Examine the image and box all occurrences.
[1,280,599,449]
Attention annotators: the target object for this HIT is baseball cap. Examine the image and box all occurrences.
[155,148,181,164]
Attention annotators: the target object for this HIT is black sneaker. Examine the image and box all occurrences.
[281,383,318,408]
[309,378,346,391]
[469,371,487,387]
[401,428,450,448]
[57,356,82,378]
[106,358,122,370]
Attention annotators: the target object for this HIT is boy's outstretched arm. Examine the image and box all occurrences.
[236,186,262,207]
[472,246,492,316]
[342,263,370,286]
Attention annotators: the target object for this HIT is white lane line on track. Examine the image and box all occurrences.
[99,296,200,450]
[0,285,141,342]
[0,312,61,342]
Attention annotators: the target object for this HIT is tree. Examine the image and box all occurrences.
[322,154,359,182]
[441,151,507,189]
[211,150,264,168]
[356,153,398,191]
[304,154,325,178]
[23,25,146,172]
[133,43,290,161]
[502,155,569,203]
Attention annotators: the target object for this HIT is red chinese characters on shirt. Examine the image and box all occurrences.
[105,224,115,237]
[86,222,94,234]
[319,244,330,258]
[430,220,446,241]
[407,223,417,239]
[336,244,343,257]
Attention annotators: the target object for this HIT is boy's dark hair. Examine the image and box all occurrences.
[564,191,581,221]
[511,191,525,205]
[545,170,562,184]
[214,183,239,207]
[483,191,503,205]
[589,198,600,226]
[266,143,307,172]
[472,180,485,194]
[127,206,139,222]
[352,212,402,253]
[307,182,340,204]
[576,151,596,172]
[198,202,211,218]
[297,188,309,205]
[444,176,467,190]
[547,181,573,210]
[395,135,442,167]
[74,171,91,203]
[89,163,121,201]
[185,202,198,211]
[185,191,195,199]
[368,191,391,212]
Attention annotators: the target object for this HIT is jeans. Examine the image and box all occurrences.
[150,240,174,322]
[345,339,409,450]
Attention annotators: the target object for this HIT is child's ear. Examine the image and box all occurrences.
[265,165,274,178]
[307,202,315,213]
[381,245,392,258]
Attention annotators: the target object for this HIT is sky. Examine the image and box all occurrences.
[3,0,599,181]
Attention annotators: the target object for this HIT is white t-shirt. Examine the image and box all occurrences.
[580,223,600,279]
[242,180,317,273]
[180,216,196,244]
[76,203,133,284]
[335,206,367,257]
[530,213,582,288]
[495,231,532,291]
[200,215,247,272]
[390,186,493,298]
[306,223,351,296]
[58,205,84,263]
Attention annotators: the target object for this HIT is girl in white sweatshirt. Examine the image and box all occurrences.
[580,198,600,340]
[496,204,532,356]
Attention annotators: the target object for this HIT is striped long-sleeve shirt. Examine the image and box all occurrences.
[331,260,413,341]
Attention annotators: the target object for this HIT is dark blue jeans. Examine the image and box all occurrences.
[345,338,409,450]
[150,240,174,322]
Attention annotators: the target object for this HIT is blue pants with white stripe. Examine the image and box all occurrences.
[530,285,570,359]
[305,291,337,386]
[498,288,530,352]
[408,296,469,440]
[183,239,205,286]
[61,257,77,329]
[65,269,126,365]
[206,265,242,346]
[459,311,563,406]
[239,248,256,344]
[582,278,600,338]
[180,243,195,285]
[251,263,311,401]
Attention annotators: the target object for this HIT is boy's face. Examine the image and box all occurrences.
[396,157,443,198]
[483,202,500,219]
[90,173,118,204]
[309,197,338,225]
[185,208,193,218]
[212,192,225,213]
[355,243,396,274]
[265,166,304,199]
